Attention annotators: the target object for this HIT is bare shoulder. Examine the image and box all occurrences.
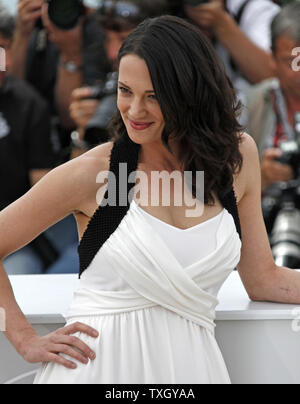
[73,141,114,178]
[239,132,259,159]
[61,142,114,195]
[69,141,114,211]
[234,133,260,204]
[31,141,115,208]
[82,141,115,162]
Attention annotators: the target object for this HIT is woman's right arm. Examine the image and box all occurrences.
[0,148,109,368]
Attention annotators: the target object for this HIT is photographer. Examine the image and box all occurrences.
[0,5,60,275]
[243,2,300,268]
[244,1,300,191]
[69,0,169,158]
[10,0,109,160]
[180,0,280,92]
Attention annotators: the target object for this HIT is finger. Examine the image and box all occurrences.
[77,110,96,122]
[76,112,94,125]
[43,352,77,369]
[72,88,93,101]
[51,334,96,360]
[69,111,89,128]
[262,162,283,182]
[49,343,90,364]
[60,322,99,338]
[22,10,42,24]
[185,6,214,19]
[278,166,293,181]
[70,106,95,122]
[191,9,214,17]
[19,0,42,14]
[72,111,93,125]
[76,100,100,110]
[74,107,99,119]
[197,17,214,27]
[262,148,282,160]
[268,165,292,183]
[41,3,51,29]
[268,165,285,180]
[272,161,291,173]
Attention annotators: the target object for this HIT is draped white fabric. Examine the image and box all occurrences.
[34,200,241,384]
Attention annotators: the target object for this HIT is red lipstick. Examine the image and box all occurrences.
[129,120,154,131]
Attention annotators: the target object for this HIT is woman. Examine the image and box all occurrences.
[1,16,299,384]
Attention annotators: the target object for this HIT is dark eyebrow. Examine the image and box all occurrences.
[118,81,155,94]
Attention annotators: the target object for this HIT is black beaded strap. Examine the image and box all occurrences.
[78,134,140,278]
[219,188,242,241]
[78,133,242,278]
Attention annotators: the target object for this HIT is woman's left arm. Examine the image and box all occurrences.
[236,134,300,304]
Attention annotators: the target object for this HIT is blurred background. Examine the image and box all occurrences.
[0,0,299,276]
[1,0,17,14]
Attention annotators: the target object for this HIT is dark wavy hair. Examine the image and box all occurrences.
[110,15,244,205]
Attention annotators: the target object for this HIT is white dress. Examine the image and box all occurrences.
[34,199,241,384]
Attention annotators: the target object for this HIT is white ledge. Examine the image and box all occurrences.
[8,271,300,325]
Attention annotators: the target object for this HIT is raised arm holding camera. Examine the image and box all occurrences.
[182,0,280,92]
[11,0,109,159]
[40,1,85,130]
[244,2,300,268]
[245,2,300,186]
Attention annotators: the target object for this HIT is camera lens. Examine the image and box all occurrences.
[271,208,300,269]
[47,0,84,30]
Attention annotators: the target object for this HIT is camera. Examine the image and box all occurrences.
[84,72,119,147]
[276,114,300,179]
[263,113,300,268]
[87,72,119,101]
[47,0,85,30]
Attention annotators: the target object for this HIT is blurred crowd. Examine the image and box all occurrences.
[0,0,299,275]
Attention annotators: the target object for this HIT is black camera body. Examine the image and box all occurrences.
[47,0,85,30]
[88,73,119,101]
[263,113,300,269]
[276,129,300,179]
[83,73,119,147]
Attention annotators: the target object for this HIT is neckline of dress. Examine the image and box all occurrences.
[131,199,225,233]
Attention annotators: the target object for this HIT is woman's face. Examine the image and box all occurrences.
[117,54,165,145]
